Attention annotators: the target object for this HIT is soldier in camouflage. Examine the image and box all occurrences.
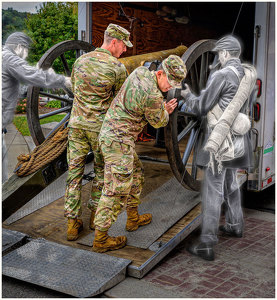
[92,55,187,252]
[65,24,133,241]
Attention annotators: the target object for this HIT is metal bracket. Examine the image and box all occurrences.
[42,164,56,185]
[56,159,68,172]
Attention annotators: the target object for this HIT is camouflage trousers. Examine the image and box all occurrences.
[94,139,144,231]
[64,127,104,219]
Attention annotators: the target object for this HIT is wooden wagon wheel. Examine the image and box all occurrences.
[26,40,95,145]
[165,39,216,191]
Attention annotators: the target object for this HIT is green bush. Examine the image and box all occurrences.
[16,98,27,114]
[25,2,78,74]
[45,100,61,108]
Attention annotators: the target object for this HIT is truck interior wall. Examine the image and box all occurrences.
[90,2,255,61]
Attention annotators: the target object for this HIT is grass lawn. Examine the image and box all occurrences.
[13,114,66,136]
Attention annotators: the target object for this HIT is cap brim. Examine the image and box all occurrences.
[123,40,133,47]
[168,80,182,89]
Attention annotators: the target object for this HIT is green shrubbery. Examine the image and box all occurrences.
[16,98,27,114]
[25,2,78,73]
[45,100,61,108]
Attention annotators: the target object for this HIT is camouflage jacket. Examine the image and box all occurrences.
[68,48,128,132]
[99,66,169,147]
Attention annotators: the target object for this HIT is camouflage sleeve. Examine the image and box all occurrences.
[113,64,128,96]
[71,66,75,91]
[144,92,169,128]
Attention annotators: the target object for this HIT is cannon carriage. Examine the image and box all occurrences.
[24,39,216,195]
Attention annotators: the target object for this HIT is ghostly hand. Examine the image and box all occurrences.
[47,68,56,75]
[181,84,191,99]
[64,77,72,90]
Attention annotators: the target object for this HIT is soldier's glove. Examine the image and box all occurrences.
[64,77,72,90]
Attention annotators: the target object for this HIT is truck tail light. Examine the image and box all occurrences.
[254,103,261,121]
[257,79,262,97]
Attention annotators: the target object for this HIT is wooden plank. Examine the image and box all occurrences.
[90,2,219,57]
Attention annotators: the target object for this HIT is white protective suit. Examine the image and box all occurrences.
[2,32,69,183]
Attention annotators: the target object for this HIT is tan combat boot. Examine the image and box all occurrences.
[125,207,152,231]
[89,210,96,230]
[92,230,127,253]
[67,218,83,241]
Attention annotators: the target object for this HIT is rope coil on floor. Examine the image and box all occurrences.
[15,124,69,177]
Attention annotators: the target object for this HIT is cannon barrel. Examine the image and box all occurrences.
[119,45,187,74]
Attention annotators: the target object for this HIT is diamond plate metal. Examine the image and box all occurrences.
[4,164,94,225]
[2,229,28,255]
[78,177,200,249]
[2,239,131,297]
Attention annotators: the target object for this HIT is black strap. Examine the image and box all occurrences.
[174,88,182,101]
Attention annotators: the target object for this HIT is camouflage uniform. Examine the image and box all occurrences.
[94,55,187,230]
[64,45,128,219]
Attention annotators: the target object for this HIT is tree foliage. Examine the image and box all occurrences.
[2,8,29,43]
[25,2,78,73]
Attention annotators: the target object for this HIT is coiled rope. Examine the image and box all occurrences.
[15,123,69,177]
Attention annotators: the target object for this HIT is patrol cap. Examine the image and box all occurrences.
[5,32,33,48]
[162,55,187,88]
[213,35,241,53]
[105,23,133,47]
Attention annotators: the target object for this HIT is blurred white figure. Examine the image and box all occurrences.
[2,32,71,183]
[180,35,256,261]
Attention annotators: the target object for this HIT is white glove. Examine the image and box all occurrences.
[64,77,72,90]
[47,67,56,75]
[181,84,191,99]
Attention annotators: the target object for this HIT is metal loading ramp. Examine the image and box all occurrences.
[2,228,29,255]
[78,177,200,249]
[2,173,202,294]
[2,238,131,298]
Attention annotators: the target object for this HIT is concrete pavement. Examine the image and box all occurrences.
[2,124,275,298]
[3,123,35,179]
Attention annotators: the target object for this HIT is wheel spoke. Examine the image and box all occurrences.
[191,159,198,179]
[191,127,201,179]
[177,120,198,142]
[39,106,71,120]
[206,52,210,82]
[182,127,196,166]
[60,53,71,76]
[39,91,73,104]
[190,64,199,94]
[181,125,199,166]
[76,49,81,59]
[199,53,207,90]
